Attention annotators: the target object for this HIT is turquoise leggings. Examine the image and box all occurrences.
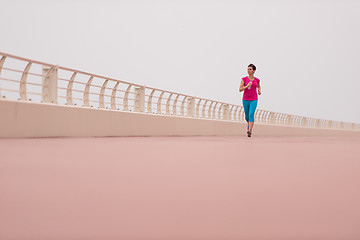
[242,100,258,122]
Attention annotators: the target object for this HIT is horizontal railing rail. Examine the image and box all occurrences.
[0,51,359,131]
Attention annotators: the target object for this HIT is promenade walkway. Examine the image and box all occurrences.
[1,136,360,239]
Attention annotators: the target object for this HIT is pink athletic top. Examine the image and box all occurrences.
[242,76,260,100]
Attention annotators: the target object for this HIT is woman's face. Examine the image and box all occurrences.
[247,67,255,75]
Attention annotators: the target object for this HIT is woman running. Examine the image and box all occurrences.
[239,64,261,137]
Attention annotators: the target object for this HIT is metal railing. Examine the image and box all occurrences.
[0,51,359,131]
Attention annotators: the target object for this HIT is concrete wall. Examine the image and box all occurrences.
[1,99,359,138]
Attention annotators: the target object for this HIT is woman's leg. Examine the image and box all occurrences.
[249,100,258,131]
[242,100,250,124]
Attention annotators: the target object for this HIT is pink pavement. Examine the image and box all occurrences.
[1,136,360,240]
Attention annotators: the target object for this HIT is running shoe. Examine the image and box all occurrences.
[247,130,252,137]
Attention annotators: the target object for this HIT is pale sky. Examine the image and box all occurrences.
[1,0,359,123]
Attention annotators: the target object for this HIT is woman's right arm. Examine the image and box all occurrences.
[239,79,249,92]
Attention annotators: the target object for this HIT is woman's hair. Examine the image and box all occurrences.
[248,64,256,71]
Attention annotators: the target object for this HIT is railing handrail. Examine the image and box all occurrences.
[0,51,230,104]
[0,51,359,130]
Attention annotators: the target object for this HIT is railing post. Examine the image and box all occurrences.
[270,112,276,124]
[20,62,32,101]
[212,102,218,119]
[0,56,7,97]
[173,94,180,116]
[66,72,77,105]
[180,96,187,117]
[42,65,58,103]
[222,104,229,120]
[301,117,307,127]
[259,110,264,124]
[123,84,132,111]
[157,91,165,114]
[166,93,173,115]
[111,82,120,110]
[196,99,202,118]
[234,106,239,121]
[229,105,234,121]
[147,89,155,114]
[187,97,195,117]
[208,101,214,119]
[240,107,244,122]
[83,76,94,107]
[202,100,208,118]
[99,79,109,109]
[286,115,292,126]
[134,86,145,113]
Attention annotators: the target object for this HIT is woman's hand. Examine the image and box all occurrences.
[258,90,261,95]
[246,82,252,88]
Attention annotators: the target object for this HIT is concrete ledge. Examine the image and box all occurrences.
[1,99,359,138]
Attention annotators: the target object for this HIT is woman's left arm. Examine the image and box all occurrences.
[257,83,261,95]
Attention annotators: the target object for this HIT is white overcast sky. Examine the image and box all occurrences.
[1,0,359,123]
